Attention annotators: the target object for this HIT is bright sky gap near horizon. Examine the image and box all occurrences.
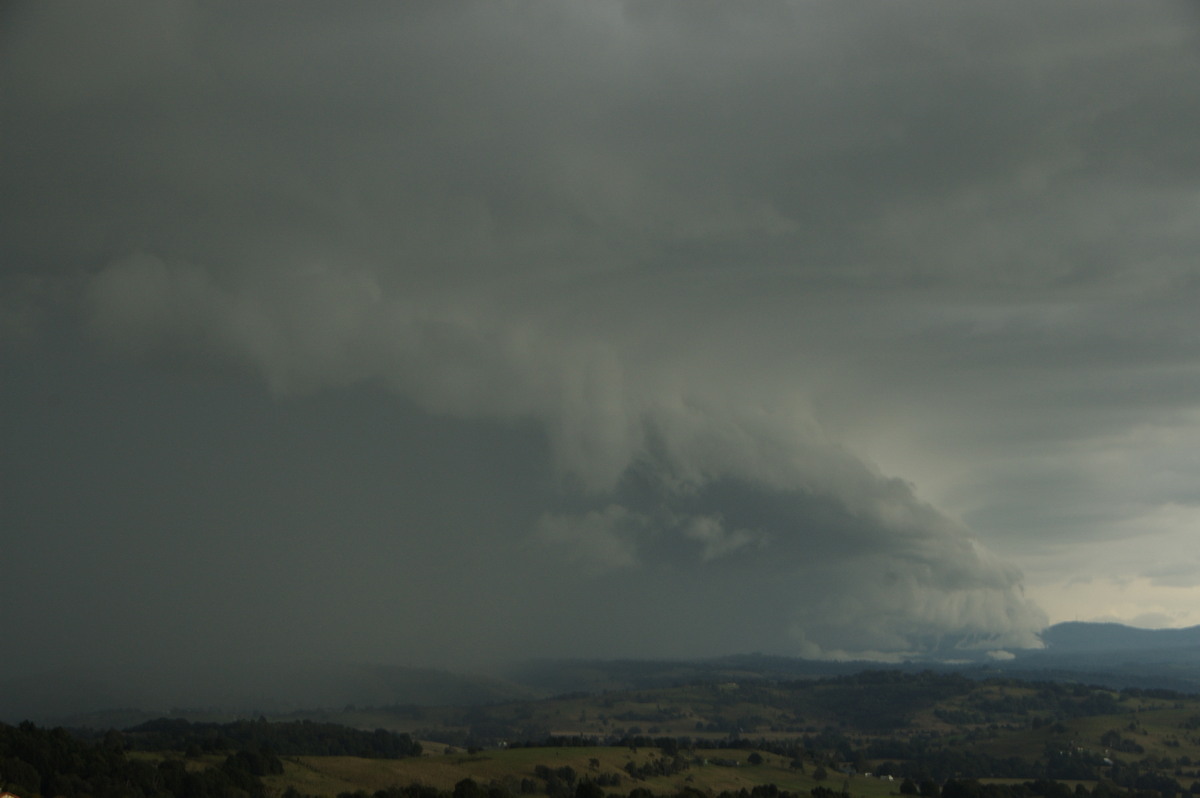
[3,1,1200,694]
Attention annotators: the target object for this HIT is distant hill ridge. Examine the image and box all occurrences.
[1039,621,1200,652]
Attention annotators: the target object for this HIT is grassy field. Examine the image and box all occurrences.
[260,746,906,798]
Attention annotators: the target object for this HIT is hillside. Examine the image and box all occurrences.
[131,672,1200,797]
[14,669,1200,798]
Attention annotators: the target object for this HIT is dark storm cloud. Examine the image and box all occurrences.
[3,0,1200,705]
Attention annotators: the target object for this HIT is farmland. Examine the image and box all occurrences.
[10,670,1200,798]
[117,672,1200,798]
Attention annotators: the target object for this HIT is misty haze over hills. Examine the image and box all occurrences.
[6,622,1200,727]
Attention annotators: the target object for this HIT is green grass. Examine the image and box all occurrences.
[257,746,907,798]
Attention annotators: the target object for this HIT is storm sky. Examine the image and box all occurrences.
[4,1,1200,699]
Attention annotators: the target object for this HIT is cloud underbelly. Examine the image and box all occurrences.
[89,253,1046,658]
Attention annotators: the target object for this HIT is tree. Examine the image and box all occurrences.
[456,778,486,798]
[942,780,982,798]
[576,780,604,798]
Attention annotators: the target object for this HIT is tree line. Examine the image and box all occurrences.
[121,716,422,758]
[0,720,279,798]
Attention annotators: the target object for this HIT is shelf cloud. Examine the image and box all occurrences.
[3,1,1199,707]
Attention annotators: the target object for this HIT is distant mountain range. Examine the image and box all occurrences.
[977,621,1200,693]
[8,621,1200,727]
[1038,621,1200,653]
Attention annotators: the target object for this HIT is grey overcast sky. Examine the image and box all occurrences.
[4,1,1200,695]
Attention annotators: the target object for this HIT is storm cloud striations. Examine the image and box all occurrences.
[4,2,1199,705]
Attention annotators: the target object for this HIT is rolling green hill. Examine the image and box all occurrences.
[85,671,1200,798]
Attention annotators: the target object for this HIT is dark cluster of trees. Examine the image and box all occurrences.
[514,726,1141,785]
[793,671,979,732]
[122,716,422,758]
[0,720,279,798]
[330,783,821,798]
[1101,729,1147,755]
[533,764,589,797]
[621,754,690,781]
[326,779,1188,798]
[964,686,1122,723]
[917,776,1191,798]
[156,751,282,798]
[330,779,618,798]
[245,776,1200,798]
